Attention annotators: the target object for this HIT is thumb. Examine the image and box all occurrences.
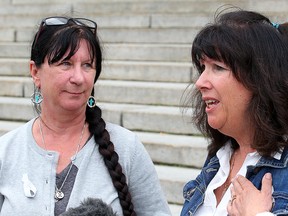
[261,173,272,195]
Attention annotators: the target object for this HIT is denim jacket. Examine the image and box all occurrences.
[180,146,288,216]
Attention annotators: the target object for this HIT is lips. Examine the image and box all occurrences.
[205,99,219,109]
[66,90,84,95]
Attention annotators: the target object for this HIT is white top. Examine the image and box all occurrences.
[194,143,277,216]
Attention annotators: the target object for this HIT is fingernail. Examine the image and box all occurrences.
[265,173,272,179]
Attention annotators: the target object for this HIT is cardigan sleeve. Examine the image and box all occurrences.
[0,160,3,211]
[0,194,3,211]
[125,133,172,216]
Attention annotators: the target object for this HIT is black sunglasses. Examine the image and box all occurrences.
[33,16,97,48]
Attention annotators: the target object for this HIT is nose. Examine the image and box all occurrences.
[70,65,84,85]
[195,70,211,91]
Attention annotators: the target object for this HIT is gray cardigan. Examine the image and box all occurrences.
[0,118,171,216]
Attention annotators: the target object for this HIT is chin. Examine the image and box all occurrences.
[207,115,226,130]
[207,120,220,130]
[61,103,86,111]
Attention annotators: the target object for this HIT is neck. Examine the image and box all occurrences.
[234,137,256,156]
[40,102,87,131]
[35,116,87,173]
[39,112,86,135]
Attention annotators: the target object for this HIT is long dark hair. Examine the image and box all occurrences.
[31,18,136,216]
[187,9,288,157]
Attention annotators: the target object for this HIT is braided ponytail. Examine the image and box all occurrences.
[275,22,288,36]
[86,105,136,216]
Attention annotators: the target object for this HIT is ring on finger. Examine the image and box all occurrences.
[231,195,237,205]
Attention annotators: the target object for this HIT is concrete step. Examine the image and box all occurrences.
[0,42,191,62]
[2,26,200,44]
[155,164,200,204]
[0,97,199,135]
[0,42,29,58]
[95,80,190,106]
[0,76,30,97]
[136,131,208,168]
[0,76,191,106]
[169,204,182,216]
[1,1,288,33]
[0,58,30,77]
[0,1,243,17]
[101,60,194,83]
[4,0,288,17]
[0,14,209,35]
[0,120,24,136]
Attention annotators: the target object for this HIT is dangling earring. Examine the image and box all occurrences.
[31,88,43,104]
[87,96,96,108]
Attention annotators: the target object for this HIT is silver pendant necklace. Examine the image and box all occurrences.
[38,117,86,201]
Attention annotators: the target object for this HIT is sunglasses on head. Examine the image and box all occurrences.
[33,16,97,48]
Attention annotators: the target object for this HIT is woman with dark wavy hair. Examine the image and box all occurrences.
[0,16,171,216]
[181,8,288,216]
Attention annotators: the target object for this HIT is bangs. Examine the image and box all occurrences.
[192,26,225,72]
[191,24,240,75]
[46,26,96,66]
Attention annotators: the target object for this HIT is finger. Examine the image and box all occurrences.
[230,185,235,196]
[261,173,274,211]
[261,173,272,196]
[227,198,239,216]
[227,200,232,213]
[231,176,244,194]
[234,175,254,192]
[227,199,235,215]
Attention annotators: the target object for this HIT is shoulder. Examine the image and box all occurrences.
[281,146,288,163]
[105,122,139,145]
[104,122,150,165]
[0,120,33,150]
[106,122,134,135]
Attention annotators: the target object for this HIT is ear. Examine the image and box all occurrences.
[30,60,41,88]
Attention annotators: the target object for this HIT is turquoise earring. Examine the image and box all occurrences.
[87,96,96,108]
[31,89,43,105]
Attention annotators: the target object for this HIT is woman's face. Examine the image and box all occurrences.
[195,56,253,137]
[30,40,96,114]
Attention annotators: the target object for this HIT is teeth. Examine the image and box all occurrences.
[205,100,217,108]
[205,100,216,105]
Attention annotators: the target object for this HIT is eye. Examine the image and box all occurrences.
[82,62,95,71]
[61,61,71,66]
[213,63,228,71]
[214,64,225,70]
[83,63,92,68]
[56,61,72,70]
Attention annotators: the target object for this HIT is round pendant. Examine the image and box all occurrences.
[55,189,64,201]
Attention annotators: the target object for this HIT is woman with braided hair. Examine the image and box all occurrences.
[0,16,171,216]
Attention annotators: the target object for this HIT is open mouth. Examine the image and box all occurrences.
[205,100,219,109]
